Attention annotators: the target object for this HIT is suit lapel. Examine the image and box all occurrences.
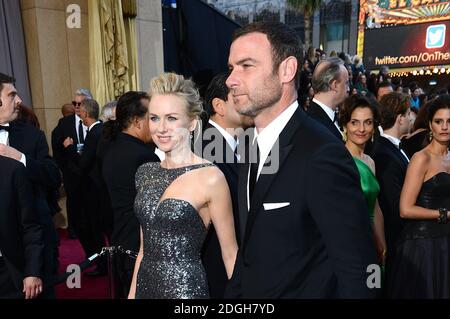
[380,136,408,168]
[7,122,24,150]
[242,109,302,250]
[309,102,342,141]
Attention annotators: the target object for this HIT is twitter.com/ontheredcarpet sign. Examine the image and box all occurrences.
[357,0,450,70]
[362,20,450,70]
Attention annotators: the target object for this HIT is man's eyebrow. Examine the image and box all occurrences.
[236,58,257,65]
[228,58,258,68]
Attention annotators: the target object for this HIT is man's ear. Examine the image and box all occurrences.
[212,98,225,117]
[279,56,298,85]
[329,78,338,92]
[133,117,141,129]
[396,113,404,126]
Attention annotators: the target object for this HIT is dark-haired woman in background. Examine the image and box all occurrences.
[389,95,450,298]
[99,91,160,298]
[339,95,387,265]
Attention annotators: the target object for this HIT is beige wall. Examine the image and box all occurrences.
[21,0,89,151]
[21,0,163,150]
[136,0,164,91]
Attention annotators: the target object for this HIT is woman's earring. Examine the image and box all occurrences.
[342,130,347,142]
[429,131,433,142]
[190,131,193,140]
[371,134,374,143]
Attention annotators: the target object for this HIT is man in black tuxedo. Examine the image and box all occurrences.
[101,91,160,297]
[307,57,349,141]
[225,22,377,298]
[199,72,253,298]
[51,89,91,239]
[370,92,411,291]
[0,73,60,298]
[0,155,44,299]
[63,98,107,276]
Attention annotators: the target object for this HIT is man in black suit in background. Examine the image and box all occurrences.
[0,73,60,298]
[63,98,107,276]
[225,22,377,298]
[0,155,44,299]
[370,92,411,291]
[101,91,160,298]
[52,88,92,239]
[199,72,253,298]
[307,57,349,140]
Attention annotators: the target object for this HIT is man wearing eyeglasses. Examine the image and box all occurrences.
[51,88,93,240]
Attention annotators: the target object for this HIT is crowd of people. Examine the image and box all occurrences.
[0,21,449,299]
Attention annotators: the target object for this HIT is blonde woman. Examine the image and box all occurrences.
[128,73,238,299]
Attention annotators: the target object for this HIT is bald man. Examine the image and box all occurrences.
[307,57,348,140]
[61,103,75,117]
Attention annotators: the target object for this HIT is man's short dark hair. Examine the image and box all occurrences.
[81,98,100,120]
[311,57,345,93]
[204,72,230,118]
[0,73,15,93]
[376,81,393,97]
[232,21,303,90]
[379,92,410,130]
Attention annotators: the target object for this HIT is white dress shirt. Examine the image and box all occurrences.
[312,98,341,132]
[208,119,238,152]
[208,119,239,161]
[380,132,410,162]
[247,101,299,210]
[0,123,27,166]
[75,114,88,142]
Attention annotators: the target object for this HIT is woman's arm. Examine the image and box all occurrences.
[400,152,447,220]
[128,227,144,299]
[207,169,238,279]
[373,200,387,264]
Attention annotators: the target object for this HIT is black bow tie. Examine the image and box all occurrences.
[0,125,10,132]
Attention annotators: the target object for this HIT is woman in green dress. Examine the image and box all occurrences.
[339,95,387,265]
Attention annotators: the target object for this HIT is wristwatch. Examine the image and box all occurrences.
[437,208,448,224]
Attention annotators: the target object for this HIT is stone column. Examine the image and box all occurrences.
[136,0,164,91]
[20,0,90,149]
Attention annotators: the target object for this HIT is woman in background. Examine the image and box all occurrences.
[340,95,387,264]
[390,95,450,298]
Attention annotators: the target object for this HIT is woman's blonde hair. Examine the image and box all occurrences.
[148,72,203,120]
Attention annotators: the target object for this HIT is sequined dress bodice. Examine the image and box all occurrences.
[134,162,214,299]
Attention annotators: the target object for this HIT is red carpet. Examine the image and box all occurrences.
[55,229,109,299]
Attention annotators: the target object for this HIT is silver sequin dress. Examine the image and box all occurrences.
[134,162,214,299]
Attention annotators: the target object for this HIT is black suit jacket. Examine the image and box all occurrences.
[226,108,377,299]
[0,156,44,291]
[102,132,160,259]
[51,114,82,192]
[307,101,343,141]
[199,122,240,298]
[66,122,103,187]
[8,122,61,223]
[370,136,408,258]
